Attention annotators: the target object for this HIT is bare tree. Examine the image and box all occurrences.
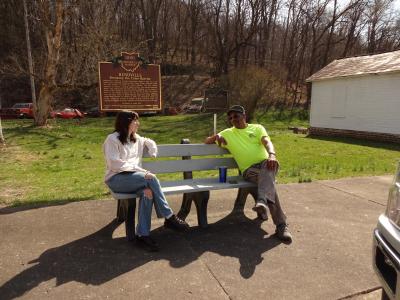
[0,120,4,147]
[34,0,65,126]
[366,0,394,53]
[0,94,5,146]
[305,0,364,108]
[137,0,164,63]
[340,1,366,57]
[186,0,204,78]
[258,0,278,67]
[23,0,37,116]
[208,0,261,75]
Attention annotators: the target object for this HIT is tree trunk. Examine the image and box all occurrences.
[36,85,54,126]
[0,119,4,146]
[0,96,5,146]
[23,0,37,117]
[139,0,163,63]
[322,0,337,66]
[35,0,64,126]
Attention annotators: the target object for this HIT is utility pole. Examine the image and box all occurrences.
[23,0,37,112]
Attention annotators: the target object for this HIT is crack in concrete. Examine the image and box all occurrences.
[317,181,385,207]
[183,236,232,300]
[336,286,381,299]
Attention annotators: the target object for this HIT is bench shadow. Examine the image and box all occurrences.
[185,211,282,278]
[0,212,281,299]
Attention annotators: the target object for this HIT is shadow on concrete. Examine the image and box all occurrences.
[186,211,282,278]
[0,211,280,299]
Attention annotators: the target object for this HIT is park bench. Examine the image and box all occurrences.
[109,140,259,241]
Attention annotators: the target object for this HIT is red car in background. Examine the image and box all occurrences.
[51,108,84,119]
[12,103,34,118]
[0,103,34,119]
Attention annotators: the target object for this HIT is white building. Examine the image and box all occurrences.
[306,50,400,143]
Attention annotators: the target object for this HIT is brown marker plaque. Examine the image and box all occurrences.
[98,52,161,111]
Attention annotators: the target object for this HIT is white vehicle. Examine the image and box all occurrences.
[373,162,400,300]
[186,97,206,113]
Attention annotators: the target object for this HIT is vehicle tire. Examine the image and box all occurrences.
[381,289,390,300]
[19,114,26,119]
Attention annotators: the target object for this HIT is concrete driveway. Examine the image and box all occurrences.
[0,175,392,299]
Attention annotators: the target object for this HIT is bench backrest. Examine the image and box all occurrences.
[142,144,238,174]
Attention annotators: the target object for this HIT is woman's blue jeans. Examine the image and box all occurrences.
[106,172,173,236]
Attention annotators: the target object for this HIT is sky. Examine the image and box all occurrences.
[339,0,400,11]
[333,0,400,23]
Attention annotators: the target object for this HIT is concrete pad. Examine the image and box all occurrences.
[185,182,385,299]
[0,176,392,299]
[0,200,227,300]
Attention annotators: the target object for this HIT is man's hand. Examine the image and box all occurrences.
[204,134,227,146]
[263,154,279,171]
[215,135,227,146]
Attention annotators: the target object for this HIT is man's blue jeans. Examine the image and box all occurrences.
[106,172,173,236]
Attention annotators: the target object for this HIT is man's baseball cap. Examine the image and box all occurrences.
[227,105,245,115]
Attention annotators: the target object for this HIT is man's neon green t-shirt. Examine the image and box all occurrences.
[218,124,271,172]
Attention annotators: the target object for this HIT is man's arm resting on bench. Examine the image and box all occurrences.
[204,134,227,146]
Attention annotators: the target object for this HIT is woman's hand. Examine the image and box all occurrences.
[144,171,156,180]
[144,188,153,199]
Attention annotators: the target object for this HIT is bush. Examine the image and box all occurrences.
[219,66,285,121]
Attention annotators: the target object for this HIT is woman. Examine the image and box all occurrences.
[103,111,189,251]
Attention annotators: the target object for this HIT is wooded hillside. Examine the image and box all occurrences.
[1,0,399,122]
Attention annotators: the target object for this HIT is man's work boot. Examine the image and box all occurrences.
[164,214,190,232]
[275,223,292,243]
[252,202,268,221]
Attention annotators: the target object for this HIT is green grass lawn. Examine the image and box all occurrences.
[1,111,399,206]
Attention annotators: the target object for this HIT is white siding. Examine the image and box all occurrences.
[310,72,400,135]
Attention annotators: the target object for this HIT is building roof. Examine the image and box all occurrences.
[306,50,400,82]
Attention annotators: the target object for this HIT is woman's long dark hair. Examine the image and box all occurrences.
[114,110,139,144]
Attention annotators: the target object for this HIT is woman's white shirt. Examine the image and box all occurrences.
[103,132,157,182]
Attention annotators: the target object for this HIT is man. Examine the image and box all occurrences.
[205,105,292,242]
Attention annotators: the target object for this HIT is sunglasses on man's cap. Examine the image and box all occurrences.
[228,113,242,121]
[227,105,245,115]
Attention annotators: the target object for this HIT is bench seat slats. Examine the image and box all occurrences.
[109,176,256,199]
[142,157,237,174]
[143,144,229,157]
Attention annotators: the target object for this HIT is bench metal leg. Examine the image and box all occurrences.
[234,187,258,211]
[177,191,210,228]
[119,198,136,242]
[177,193,193,220]
[193,191,210,228]
[178,139,210,228]
[116,199,124,223]
[125,198,136,242]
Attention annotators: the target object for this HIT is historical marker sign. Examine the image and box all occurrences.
[204,88,228,112]
[98,52,162,111]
